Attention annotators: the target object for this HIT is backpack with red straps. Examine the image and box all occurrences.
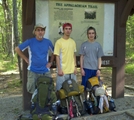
[58,76,86,119]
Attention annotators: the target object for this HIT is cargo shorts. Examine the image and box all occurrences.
[27,70,51,94]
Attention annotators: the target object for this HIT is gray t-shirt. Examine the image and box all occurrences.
[79,41,104,70]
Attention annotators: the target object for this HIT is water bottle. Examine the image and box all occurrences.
[87,101,94,114]
[52,103,57,115]
[32,103,35,109]
[109,98,116,111]
[30,103,35,113]
[55,100,60,106]
[110,98,113,102]
[83,100,88,111]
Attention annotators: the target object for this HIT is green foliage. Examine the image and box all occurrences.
[125,64,134,74]
[0,0,22,71]
[125,15,134,74]
[0,53,18,71]
[0,0,22,55]
[126,16,134,50]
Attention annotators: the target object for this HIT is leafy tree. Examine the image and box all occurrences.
[126,16,134,60]
[0,0,22,75]
[0,0,13,58]
[12,0,22,79]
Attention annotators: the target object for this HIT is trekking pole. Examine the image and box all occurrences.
[72,96,81,117]
[79,94,85,112]
[65,98,70,120]
[91,93,97,107]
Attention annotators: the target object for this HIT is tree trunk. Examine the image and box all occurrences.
[13,0,22,80]
[1,0,14,59]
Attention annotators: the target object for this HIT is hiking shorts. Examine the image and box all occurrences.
[27,70,51,94]
[56,73,77,91]
[82,68,97,89]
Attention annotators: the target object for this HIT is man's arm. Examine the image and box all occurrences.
[74,54,77,67]
[74,53,77,74]
[80,55,84,69]
[96,57,102,76]
[47,53,55,68]
[15,47,29,64]
[98,57,102,70]
[56,55,63,76]
[80,55,85,76]
[49,53,54,64]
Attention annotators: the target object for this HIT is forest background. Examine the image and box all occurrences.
[1,1,134,119]
[0,0,134,83]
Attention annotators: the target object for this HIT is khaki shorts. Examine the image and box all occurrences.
[56,73,77,91]
[27,70,51,94]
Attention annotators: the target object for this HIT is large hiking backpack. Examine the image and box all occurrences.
[31,76,57,120]
[86,76,116,114]
[58,77,85,119]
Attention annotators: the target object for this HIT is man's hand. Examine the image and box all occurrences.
[74,67,77,74]
[24,58,29,64]
[96,69,101,76]
[81,68,85,76]
[46,62,52,68]
[58,69,64,76]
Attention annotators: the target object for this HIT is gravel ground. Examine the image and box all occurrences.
[0,69,134,120]
[0,87,134,120]
[0,95,23,120]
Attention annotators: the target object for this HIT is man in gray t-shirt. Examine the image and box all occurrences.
[79,26,104,99]
[79,41,104,70]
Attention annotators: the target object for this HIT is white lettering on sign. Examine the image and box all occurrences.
[102,60,110,65]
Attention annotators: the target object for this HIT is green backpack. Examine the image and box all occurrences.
[31,76,57,120]
[58,78,85,118]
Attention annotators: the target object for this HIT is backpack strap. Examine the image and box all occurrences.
[69,74,71,79]
[65,98,70,117]
[45,77,53,106]
[71,96,81,117]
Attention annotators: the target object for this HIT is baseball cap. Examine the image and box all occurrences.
[33,23,46,34]
[63,23,72,29]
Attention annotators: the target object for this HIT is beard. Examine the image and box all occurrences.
[38,36,43,39]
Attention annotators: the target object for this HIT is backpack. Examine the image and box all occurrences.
[86,76,116,114]
[31,76,57,120]
[58,77,85,119]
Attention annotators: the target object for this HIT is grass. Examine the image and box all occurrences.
[0,54,18,72]
[125,63,134,74]
[0,73,22,95]
[8,78,21,88]
[125,46,134,74]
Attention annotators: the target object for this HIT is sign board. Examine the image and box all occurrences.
[36,0,115,56]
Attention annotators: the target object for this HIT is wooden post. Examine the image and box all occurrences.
[22,0,35,110]
[112,0,127,98]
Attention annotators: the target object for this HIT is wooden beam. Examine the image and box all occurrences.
[52,0,119,2]
[121,0,134,27]
[89,0,119,2]
[22,0,35,111]
[25,0,35,25]
[112,0,126,98]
